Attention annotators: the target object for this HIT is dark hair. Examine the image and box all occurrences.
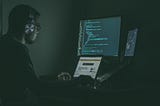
[7,4,40,37]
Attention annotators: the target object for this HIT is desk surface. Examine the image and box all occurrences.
[37,80,160,106]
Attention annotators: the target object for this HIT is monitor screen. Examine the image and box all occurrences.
[77,16,121,56]
[124,28,138,56]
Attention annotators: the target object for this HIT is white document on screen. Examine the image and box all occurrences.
[73,57,102,79]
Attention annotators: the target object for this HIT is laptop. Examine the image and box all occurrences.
[73,57,102,79]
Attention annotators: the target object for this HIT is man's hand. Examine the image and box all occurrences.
[57,72,72,81]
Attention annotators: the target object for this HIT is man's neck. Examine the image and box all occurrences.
[13,35,26,45]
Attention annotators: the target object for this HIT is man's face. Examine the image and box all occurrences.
[25,17,41,44]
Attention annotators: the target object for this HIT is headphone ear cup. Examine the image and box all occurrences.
[25,23,35,34]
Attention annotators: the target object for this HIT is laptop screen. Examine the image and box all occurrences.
[73,57,102,79]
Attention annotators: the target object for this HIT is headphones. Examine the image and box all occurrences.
[24,15,36,34]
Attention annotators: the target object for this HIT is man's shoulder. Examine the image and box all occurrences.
[0,36,29,54]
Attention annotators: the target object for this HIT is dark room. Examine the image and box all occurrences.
[0,0,160,106]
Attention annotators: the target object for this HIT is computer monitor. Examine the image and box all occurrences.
[124,28,138,56]
[77,16,121,56]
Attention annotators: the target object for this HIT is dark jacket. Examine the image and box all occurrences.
[0,35,39,100]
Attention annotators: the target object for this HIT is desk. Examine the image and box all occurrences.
[37,80,160,106]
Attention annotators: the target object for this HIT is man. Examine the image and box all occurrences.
[0,4,41,105]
